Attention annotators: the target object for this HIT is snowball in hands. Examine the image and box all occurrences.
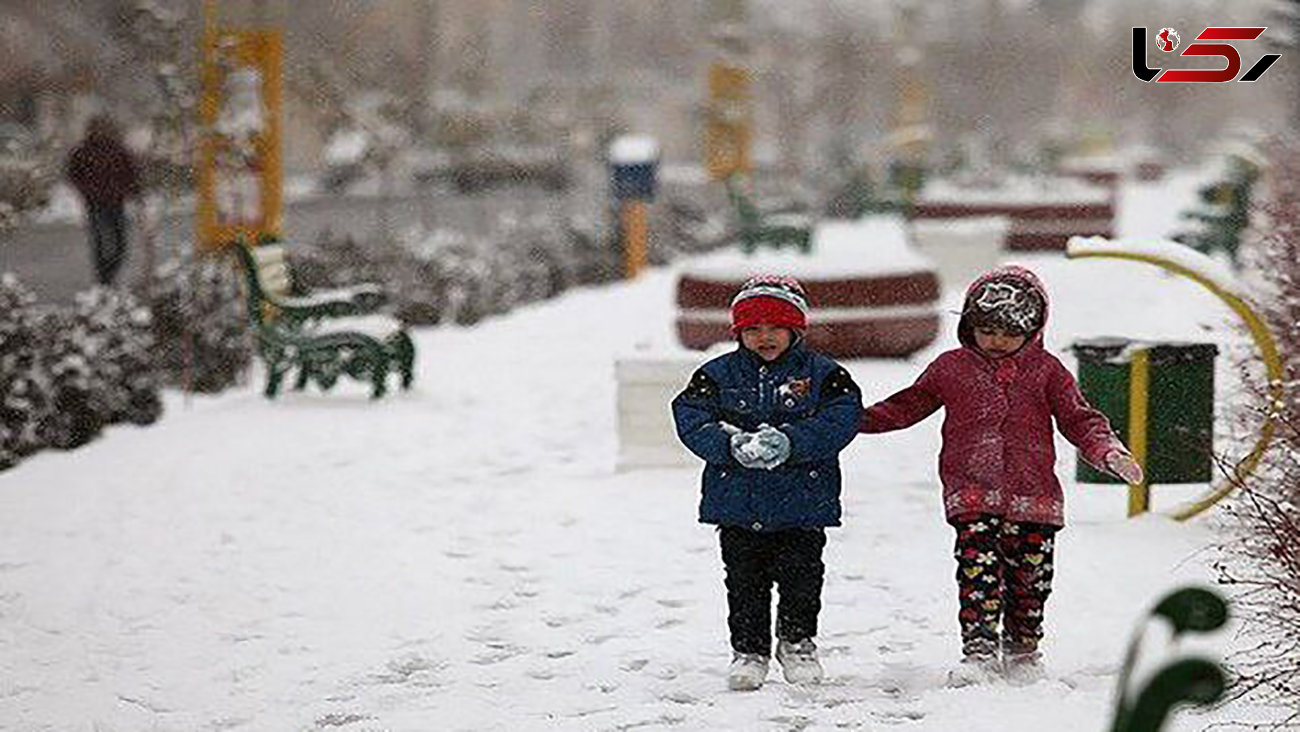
[1105,450,1145,485]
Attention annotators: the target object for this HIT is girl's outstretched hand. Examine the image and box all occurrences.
[1105,450,1145,485]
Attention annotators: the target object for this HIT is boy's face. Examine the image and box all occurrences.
[973,325,1027,359]
[740,325,793,361]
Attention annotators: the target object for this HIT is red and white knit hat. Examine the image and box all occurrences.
[729,275,810,333]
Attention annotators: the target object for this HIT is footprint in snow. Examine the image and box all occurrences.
[661,690,699,705]
[872,708,927,723]
[468,645,525,666]
[655,598,690,608]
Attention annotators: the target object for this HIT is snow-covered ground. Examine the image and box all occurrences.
[0,170,1286,731]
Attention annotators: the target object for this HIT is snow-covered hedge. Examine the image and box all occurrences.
[143,256,252,394]
[0,275,48,468]
[286,194,741,330]
[0,275,163,471]
[73,288,163,427]
[1214,137,1300,716]
[295,216,624,328]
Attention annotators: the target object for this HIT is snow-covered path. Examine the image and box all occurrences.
[0,173,1280,731]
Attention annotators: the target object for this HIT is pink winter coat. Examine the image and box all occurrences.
[859,265,1126,527]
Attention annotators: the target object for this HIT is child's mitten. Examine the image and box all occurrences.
[730,431,767,468]
[753,425,792,470]
[1105,449,1145,485]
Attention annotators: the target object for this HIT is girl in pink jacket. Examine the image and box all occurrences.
[859,265,1143,685]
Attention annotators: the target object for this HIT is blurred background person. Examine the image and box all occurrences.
[65,114,140,286]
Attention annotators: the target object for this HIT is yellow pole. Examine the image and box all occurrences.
[203,0,216,59]
[705,63,751,181]
[623,200,648,279]
[1127,348,1151,517]
[260,31,283,240]
[197,0,218,252]
[1067,242,1284,521]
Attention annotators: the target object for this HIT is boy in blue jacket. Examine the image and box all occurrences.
[672,275,862,691]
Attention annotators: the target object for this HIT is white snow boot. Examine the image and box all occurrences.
[727,652,770,691]
[1002,650,1045,686]
[945,654,1001,688]
[775,638,824,685]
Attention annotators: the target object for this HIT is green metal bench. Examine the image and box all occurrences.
[234,241,415,399]
[724,175,813,254]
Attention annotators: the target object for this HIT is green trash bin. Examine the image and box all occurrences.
[1071,338,1218,489]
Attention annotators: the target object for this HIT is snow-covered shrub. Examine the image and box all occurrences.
[290,233,382,294]
[427,242,493,326]
[29,287,162,451]
[144,255,252,393]
[0,277,165,467]
[294,233,450,326]
[517,225,582,301]
[295,214,621,330]
[498,228,552,306]
[659,198,730,258]
[1214,136,1300,720]
[384,253,447,326]
[0,274,50,468]
[481,244,532,315]
[33,308,101,450]
[0,130,55,236]
[565,218,621,287]
[72,287,162,427]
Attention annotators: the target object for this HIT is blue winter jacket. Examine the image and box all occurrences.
[671,340,862,531]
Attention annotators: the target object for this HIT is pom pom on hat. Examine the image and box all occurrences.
[730,275,810,333]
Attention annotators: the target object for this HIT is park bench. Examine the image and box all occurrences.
[724,175,813,254]
[234,241,415,399]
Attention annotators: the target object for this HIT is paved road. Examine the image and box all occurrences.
[0,186,584,303]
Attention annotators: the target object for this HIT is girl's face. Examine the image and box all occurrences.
[740,325,793,361]
[973,325,1027,359]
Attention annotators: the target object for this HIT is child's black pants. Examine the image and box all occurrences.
[719,526,826,656]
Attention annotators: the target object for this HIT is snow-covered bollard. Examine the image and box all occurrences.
[608,134,660,279]
[614,345,710,471]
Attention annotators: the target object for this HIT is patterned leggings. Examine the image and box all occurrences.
[952,514,1058,658]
